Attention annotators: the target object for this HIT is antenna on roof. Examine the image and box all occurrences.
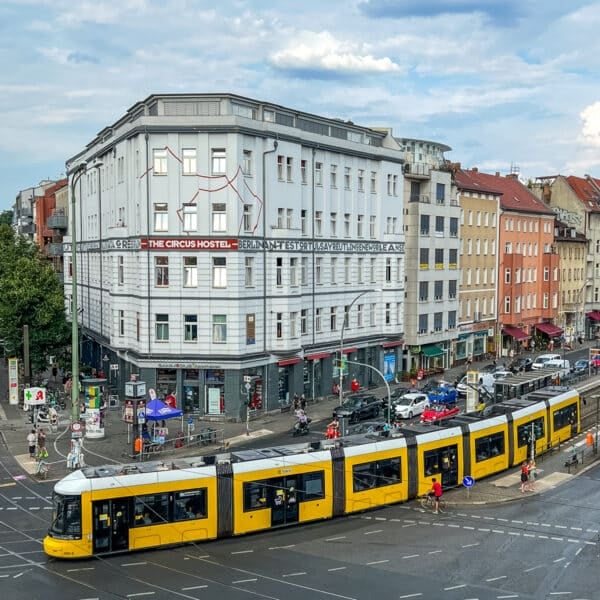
[510,162,520,176]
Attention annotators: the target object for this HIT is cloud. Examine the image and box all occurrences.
[580,101,600,147]
[357,0,521,25]
[56,0,150,26]
[270,31,401,75]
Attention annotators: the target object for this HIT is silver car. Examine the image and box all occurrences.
[394,393,429,419]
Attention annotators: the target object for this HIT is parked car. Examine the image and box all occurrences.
[492,370,513,381]
[427,385,458,405]
[393,392,430,419]
[333,395,382,423]
[456,373,496,397]
[572,359,589,374]
[420,379,454,395]
[420,403,460,423]
[481,363,508,373]
[531,353,562,370]
[509,357,533,372]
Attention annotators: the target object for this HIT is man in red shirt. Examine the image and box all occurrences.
[429,478,443,514]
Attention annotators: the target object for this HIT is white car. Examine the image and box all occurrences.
[492,370,513,381]
[394,393,429,419]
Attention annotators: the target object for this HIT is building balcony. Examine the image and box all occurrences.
[47,243,64,257]
[47,212,68,230]
[19,223,35,235]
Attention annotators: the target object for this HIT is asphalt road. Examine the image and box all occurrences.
[1,451,598,599]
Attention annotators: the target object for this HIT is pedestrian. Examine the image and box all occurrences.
[520,460,529,493]
[528,458,537,491]
[292,393,299,410]
[27,429,37,459]
[37,428,47,457]
[429,477,443,513]
[300,394,306,411]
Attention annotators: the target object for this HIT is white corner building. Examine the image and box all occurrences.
[65,94,406,417]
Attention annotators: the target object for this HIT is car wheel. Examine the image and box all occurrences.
[408,411,413,419]
[374,407,380,418]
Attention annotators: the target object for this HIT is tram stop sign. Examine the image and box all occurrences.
[463,475,475,488]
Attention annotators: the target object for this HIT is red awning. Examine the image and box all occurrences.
[587,311,600,322]
[534,323,564,337]
[502,326,530,341]
[278,358,301,367]
[382,340,404,348]
[342,347,357,355]
[305,352,330,361]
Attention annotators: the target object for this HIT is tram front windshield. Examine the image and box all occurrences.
[49,493,81,539]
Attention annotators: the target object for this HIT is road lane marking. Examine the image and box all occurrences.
[67,568,95,572]
[366,559,389,565]
[181,586,207,591]
[399,594,423,598]
[328,567,346,572]
[126,594,154,598]
[363,529,382,535]
[325,537,346,542]
[553,557,567,563]
[402,554,419,559]
[231,550,253,554]
[486,576,507,582]
[121,562,147,567]
[524,565,544,573]
[444,584,466,590]
[282,572,306,578]
[232,578,257,584]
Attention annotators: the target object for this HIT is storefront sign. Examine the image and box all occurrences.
[141,238,239,250]
[238,238,404,253]
[8,357,18,406]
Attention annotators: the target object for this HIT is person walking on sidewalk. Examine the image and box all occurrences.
[37,429,48,459]
[527,458,537,491]
[520,461,529,493]
[27,429,37,459]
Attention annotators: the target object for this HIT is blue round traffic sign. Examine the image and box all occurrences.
[188,418,194,424]
[463,476,475,488]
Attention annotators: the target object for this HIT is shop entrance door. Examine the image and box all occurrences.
[270,476,299,527]
[92,498,129,554]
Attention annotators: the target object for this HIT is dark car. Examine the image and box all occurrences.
[509,357,533,372]
[333,395,382,423]
[572,359,590,374]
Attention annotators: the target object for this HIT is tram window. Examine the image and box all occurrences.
[352,457,401,492]
[49,493,81,538]
[174,489,207,520]
[475,432,505,462]
[244,481,268,511]
[299,471,325,501]
[517,418,545,448]
[553,404,577,431]
[134,493,169,525]
[424,445,458,478]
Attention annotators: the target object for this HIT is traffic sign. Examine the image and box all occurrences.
[462,475,475,488]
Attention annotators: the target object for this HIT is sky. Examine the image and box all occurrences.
[2,0,600,210]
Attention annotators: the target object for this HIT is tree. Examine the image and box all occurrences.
[0,225,70,372]
[0,210,13,226]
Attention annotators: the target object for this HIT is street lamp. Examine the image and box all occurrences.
[338,289,381,407]
[69,162,87,423]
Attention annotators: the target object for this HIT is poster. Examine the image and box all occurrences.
[207,387,221,414]
[383,351,396,382]
[8,358,18,405]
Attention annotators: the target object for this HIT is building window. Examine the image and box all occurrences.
[315,162,323,185]
[276,312,283,339]
[155,314,169,341]
[182,204,197,231]
[290,257,298,287]
[212,148,226,174]
[543,266,549,281]
[420,248,429,269]
[212,257,227,288]
[286,208,293,229]
[385,257,392,282]
[153,149,167,175]
[449,280,457,299]
[419,281,428,302]
[357,304,363,327]
[154,203,168,232]
[344,257,351,284]
[212,315,227,343]
[316,257,322,284]
[183,257,198,287]
[155,256,169,287]
[344,213,351,237]
[182,148,196,175]
[286,157,293,181]
[358,169,365,192]
[117,256,124,285]
[435,248,444,268]
[277,155,284,180]
[433,312,442,331]
[393,175,398,196]
[418,314,428,334]
[387,174,392,195]
[370,257,377,282]
[370,303,376,327]
[301,159,307,184]
[420,214,430,235]
[330,306,337,331]
[212,203,226,232]
[290,311,298,337]
[436,183,445,204]
[358,257,364,283]
[449,217,458,237]
[330,164,337,187]
[344,166,351,189]
[385,303,391,325]
[275,257,283,286]
[184,314,198,342]
[330,212,337,237]
[370,215,376,238]
[505,268,511,284]
[243,204,253,232]
[243,149,252,176]
[301,257,308,285]
[315,211,323,236]
[118,310,125,337]
[136,312,140,342]
[301,309,308,335]
[357,214,364,238]
[504,296,511,314]
[331,257,337,284]
[448,310,456,329]
[301,209,307,234]
[435,216,444,235]
[245,256,254,287]
[370,171,377,193]
[434,280,443,301]
[316,308,322,332]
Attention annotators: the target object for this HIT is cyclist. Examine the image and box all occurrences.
[429,477,443,514]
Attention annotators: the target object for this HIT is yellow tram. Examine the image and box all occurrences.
[44,387,580,559]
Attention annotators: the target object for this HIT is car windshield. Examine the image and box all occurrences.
[575,360,587,367]
[342,398,363,408]
[397,397,414,406]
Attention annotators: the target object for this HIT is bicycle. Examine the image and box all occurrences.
[35,460,49,479]
[420,493,446,513]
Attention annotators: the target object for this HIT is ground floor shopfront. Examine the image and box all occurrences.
[81,337,404,421]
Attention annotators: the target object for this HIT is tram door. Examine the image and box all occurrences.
[92,499,130,554]
[270,477,299,527]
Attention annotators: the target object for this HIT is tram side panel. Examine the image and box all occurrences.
[341,438,409,514]
[231,453,334,536]
[416,428,463,496]
[464,417,510,481]
[509,404,549,466]
[548,390,580,448]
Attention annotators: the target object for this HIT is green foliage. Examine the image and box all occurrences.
[0,210,13,226]
[0,224,69,371]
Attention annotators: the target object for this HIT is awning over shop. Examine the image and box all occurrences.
[382,340,404,348]
[305,352,330,361]
[278,358,301,367]
[587,311,600,322]
[421,345,445,357]
[341,347,357,355]
[502,326,530,341]
[534,323,564,337]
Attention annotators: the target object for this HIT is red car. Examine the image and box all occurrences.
[420,404,460,423]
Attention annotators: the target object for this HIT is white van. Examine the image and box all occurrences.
[531,353,562,370]
[543,359,570,380]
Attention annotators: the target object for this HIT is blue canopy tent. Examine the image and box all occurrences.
[144,398,184,445]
